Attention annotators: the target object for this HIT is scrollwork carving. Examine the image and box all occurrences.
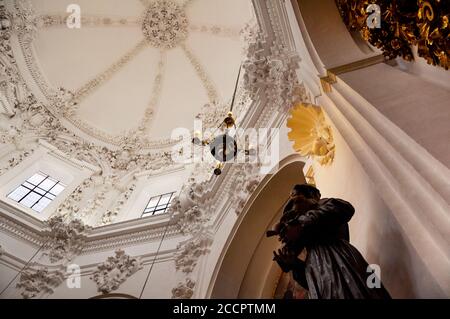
[168,168,212,235]
[243,31,301,112]
[229,163,263,214]
[16,266,65,299]
[174,232,212,273]
[12,0,37,42]
[171,277,195,299]
[43,215,90,263]
[90,249,143,294]
[56,176,95,221]
[0,148,34,176]
[335,0,449,69]
[99,183,136,226]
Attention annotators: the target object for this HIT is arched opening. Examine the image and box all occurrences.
[210,157,306,298]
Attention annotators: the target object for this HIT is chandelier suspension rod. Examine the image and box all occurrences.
[229,64,242,113]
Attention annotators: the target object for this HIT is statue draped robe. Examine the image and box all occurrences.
[288,198,391,299]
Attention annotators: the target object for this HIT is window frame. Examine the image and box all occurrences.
[141,191,176,217]
[7,171,66,213]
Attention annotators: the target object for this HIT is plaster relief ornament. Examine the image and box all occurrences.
[171,278,195,299]
[168,173,212,235]
[43,215,90,263]
[142,0,188,49]
[16,266,65,299]
[99,183,137,226]
[11,0,37,42]
[230,163,263,213]
[174,232,213,273]
[0,148,34,176]
[90,249,143,294]
[56,177,95,221]
[243,33,301,112]
[287,103,335,165]
[79,176,110,222]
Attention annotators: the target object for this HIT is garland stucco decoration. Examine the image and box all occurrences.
[71,40,148,105]
[99,183,137,226]
[90,249,143,294]
[56,177,95,221]
[43,215,91,263]
[0,1,38,176]
[11,0,37,42]
[171,277,195,299]
[167,164,214,235]
[243,33,301,113]
[229,163,263,213]
[16,266,65,299]
[0,148,34,176]
[168,165,216,297]
[174,232,213,274]
[9,216,90,298]
[37,14,141,28]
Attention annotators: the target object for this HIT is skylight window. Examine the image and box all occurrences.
[7,172,66,213]
[142,192,175,217]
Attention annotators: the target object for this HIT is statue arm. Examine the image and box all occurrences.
[296,198,355,234]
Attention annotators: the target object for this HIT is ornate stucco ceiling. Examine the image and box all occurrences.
[19,0,255,145]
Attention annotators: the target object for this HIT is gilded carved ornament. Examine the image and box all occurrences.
[335,0,449,70]
[287,103,335,166]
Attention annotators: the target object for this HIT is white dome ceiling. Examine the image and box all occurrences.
[22,0,255,143]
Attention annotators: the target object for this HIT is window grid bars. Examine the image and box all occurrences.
[7,172,65,213]
[142,192,175,217]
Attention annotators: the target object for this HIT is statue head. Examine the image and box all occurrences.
[267,184,321,239]
[291,184,321,201]
[281,184,321,214]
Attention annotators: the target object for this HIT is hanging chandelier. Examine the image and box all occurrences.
[192,65,255,176]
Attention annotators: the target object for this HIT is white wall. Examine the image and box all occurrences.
[312,114,444,298]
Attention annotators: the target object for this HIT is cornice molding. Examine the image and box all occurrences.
[0,200,184,257]
[320,55,386,93]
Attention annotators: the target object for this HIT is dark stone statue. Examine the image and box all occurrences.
[268,184,391,299]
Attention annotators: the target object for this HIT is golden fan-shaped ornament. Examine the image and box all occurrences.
[287,103,335,165]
